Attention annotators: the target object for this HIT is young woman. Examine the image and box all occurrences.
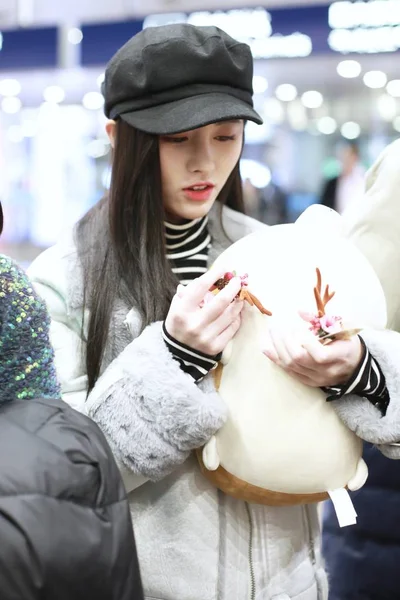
[28,24,400,600]
[0,201,143,599]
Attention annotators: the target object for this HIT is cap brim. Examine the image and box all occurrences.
[119,92,263,135]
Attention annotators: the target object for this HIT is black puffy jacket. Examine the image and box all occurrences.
[0,396,143,600]
[323,443,400,600]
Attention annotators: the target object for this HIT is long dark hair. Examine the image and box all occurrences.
[76,120,245,393]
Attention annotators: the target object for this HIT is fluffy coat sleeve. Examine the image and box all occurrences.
[28,247,227,486]
[332,329,400,458]
[84,319,228,481]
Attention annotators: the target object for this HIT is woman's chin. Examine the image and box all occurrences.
[167,198,216,222]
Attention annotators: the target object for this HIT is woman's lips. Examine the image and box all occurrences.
[183,183,215,202]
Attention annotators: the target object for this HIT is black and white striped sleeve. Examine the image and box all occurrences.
[322,336,390,415]
[162,322,221,382]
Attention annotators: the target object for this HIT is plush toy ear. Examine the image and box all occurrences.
[202,436,220,471]
[344,139,400,332]
[295,204,345,240]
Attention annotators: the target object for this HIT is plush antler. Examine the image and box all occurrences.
[212,272,272,316]
[314,267,335,317]
[239,288,272,316]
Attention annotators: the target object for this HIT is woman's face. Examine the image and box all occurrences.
[159,120,244,223]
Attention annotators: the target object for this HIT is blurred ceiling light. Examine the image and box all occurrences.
[341,121,361,140]
[68,28,83,45]
[1,96,22,114]
[363,70,387,89]
[7,125,24,143]
[43,85,65,104]
[377,94,397,121]
[393,116,400,133]
[317,116,337,135]
[263,97,285,124]
[387,79,400,97]
[97,73,105,89]
[252,75,268,94]
[301,90,323,109]
[82,91,104,110]
[275,83,297,102]
[336,60,362,78]
[0,78,21,96]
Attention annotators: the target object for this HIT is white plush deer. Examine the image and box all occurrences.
[198,204,387,506]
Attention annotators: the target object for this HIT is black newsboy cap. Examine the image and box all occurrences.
[102,23,263,135]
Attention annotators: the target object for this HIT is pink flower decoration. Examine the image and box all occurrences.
[309,316,322,335]
[240,273,249,287]
[304,312,343,337]
[319,314,342,334]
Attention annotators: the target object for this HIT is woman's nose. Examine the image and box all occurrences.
[187,142,215,174]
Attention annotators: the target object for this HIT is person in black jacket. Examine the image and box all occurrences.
[0,201,143,600]
[320,142,365,214]
[323,442,400,600]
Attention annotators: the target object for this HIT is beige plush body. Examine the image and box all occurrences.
[199,205,387,505]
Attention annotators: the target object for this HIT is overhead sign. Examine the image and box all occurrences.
[81,20,143,65]
[328,0,400,53]
[79,3,400,67]
[143,8,313,59]
[0,26,58,70]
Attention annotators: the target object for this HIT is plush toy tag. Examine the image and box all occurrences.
[328,488,358,528]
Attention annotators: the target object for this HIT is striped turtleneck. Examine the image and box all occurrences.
[165,215,211,285]
[322,337,389,415]
[163,215,220,382]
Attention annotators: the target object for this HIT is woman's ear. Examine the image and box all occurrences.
[105,120,117,148]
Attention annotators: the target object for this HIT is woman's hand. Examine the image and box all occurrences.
[165,268,244,356]
[263,321,364,388]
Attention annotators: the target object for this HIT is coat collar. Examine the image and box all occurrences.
[67,201,264,313]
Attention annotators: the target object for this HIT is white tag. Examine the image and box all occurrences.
[328,488,357,528]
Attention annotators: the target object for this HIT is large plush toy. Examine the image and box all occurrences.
[344,138,400,333]
[197,204,387,506]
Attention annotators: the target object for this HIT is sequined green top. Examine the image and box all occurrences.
[0,255,61,402]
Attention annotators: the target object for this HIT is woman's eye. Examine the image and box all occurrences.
[163,136,187,144]
[216,135,236,142]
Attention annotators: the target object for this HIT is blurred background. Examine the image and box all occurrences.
[1,0,399,265]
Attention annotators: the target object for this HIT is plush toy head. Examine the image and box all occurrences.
[198,204,387,506]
